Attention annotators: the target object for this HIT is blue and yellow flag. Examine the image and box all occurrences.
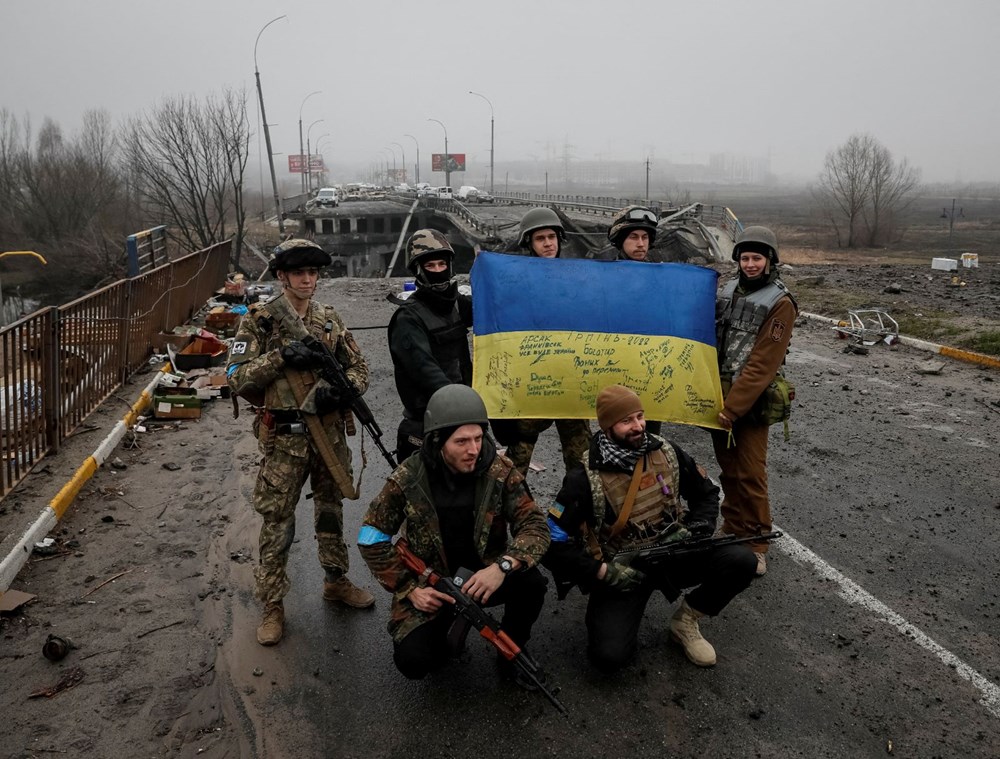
[471,252,724,429]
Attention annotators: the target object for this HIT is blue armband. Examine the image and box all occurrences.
[357,525,392,546]
[225,363,239,378]
[547,516,570,543]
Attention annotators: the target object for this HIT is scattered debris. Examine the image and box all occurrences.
[79,569,133,599]
[0,589,36,613]
[136,619,183,639]
[833,310,899,346]
[844,344,870,355]
[883,283,902,294]
[28,666,85,699]
[915,361,946,376]
[42,634,76,662]
[33,537,59,555]
[253,667,264,677]
[110,457,128,470]
[162,462,182,472]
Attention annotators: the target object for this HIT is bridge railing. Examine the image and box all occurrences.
[0,240,231,498]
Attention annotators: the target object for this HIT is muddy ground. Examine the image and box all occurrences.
[0,263,1000,757]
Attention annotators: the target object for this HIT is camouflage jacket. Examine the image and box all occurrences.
[358,449,550,641]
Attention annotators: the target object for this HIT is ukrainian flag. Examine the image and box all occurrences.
[472,252,724,429]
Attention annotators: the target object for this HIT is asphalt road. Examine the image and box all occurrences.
[215,277,999,759]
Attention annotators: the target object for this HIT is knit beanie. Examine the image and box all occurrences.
[596,385,643,432]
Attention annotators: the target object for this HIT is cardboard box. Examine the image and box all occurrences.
[168,336,227,371]
[931,257,958,271]
[206,311,241,333]
[152,387,203,420]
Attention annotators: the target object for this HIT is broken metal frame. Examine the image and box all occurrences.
[834,309,900,346]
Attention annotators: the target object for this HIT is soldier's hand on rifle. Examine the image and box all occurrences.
[684,520,716,538]
[281,341,319,369]
[314,385,344,414]
[463,562,513,603]
[408,585,455,613]
[599,562,646,591]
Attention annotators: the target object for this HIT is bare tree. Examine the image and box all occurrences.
[120,89,250,267]
[813,133,920,248]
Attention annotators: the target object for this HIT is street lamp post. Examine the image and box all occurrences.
[404,134,420,184]
[298,90,321,193]
[314,133,331,186]
[382,148,396,185]
[391,142,406,185]
[468,90,494,194]
[428,118,449,189]
[306,118,324,193]
[941,198,964,253]
[254,15,287,234]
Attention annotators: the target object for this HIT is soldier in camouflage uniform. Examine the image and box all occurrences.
[227,239,375,647]
[388,229,472,461]
[543,385,756,671]
[492,209,591,478]
[713,226,797,578]
[358,385,550,685]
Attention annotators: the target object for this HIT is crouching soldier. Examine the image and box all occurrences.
[543,384,757,671]
[357,385,550,687]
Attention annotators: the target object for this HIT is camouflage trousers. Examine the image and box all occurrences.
[505,418,591,478]
[252,432,352,604]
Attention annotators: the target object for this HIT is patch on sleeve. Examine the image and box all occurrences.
[344,331,361,354]
[231,341,248,356]
[769,320,786,342]
[548,501,566,519]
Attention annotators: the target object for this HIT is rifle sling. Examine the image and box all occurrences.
[285,367,360,500]
[609,456,645,539]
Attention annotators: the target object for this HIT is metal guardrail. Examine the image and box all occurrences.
[126,225,169,276]
[0,240,231,498]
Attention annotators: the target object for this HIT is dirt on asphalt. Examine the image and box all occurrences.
[0,265,997,757]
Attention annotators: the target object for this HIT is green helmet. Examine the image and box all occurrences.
[406,229,454,272]
[732,225,779,264]
[518,207,565,249]
[423,385,489,436]
[268,239,331,274]
[607,205,658,248]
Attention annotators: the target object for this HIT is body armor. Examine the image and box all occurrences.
[716,279,792,379]
[390,297,471,419]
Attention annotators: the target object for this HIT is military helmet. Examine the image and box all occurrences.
[406,229,454,272]
[268,239,331,274]
[518,207,565,249]
[607,205,658,248]
[423,385,489,435]
[732,225,779,264]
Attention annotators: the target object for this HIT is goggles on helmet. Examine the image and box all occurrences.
[625,208,658,225]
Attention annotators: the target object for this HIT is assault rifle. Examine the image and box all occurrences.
[613,531,783,569]
[394,539,569,717]
[268,294,397,470]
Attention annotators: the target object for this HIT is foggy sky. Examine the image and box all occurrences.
[3,0,998,185]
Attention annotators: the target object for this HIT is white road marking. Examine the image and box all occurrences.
[775,525,1000,719]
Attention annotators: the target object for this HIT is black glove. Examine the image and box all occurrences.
[601,562,646,591]
[684,520,716,538]
[281,341,318,369]
[314,385,344,415]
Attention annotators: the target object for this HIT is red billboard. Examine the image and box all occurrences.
[431,153,466,172]
[288,155,325,173]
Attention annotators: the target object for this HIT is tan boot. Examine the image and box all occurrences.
[323,576,375,609]
[669,599,717,667]
[256,601,284,646]
[754,553,767,577]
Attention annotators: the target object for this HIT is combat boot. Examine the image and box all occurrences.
[323,576,375,609]
[669,599,716,667]
[256,601,284,646]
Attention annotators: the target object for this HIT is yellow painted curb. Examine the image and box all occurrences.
[939,346,1000,370]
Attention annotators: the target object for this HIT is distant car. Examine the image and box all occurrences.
[457,185,480,201]
[344,190,363,202]
[315,187,339,207]
[435,186,454,200]
[417,185,436,198]
[474,190,494,203]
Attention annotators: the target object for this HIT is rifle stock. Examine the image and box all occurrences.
[395,539,568,716]
[614,531,783,568]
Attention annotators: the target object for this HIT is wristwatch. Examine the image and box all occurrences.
[496,556,514,575]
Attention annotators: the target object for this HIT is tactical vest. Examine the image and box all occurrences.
[716,278,793,379]
[258,300,341,411]
[390,296,471,419]
[590,446,683,551]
